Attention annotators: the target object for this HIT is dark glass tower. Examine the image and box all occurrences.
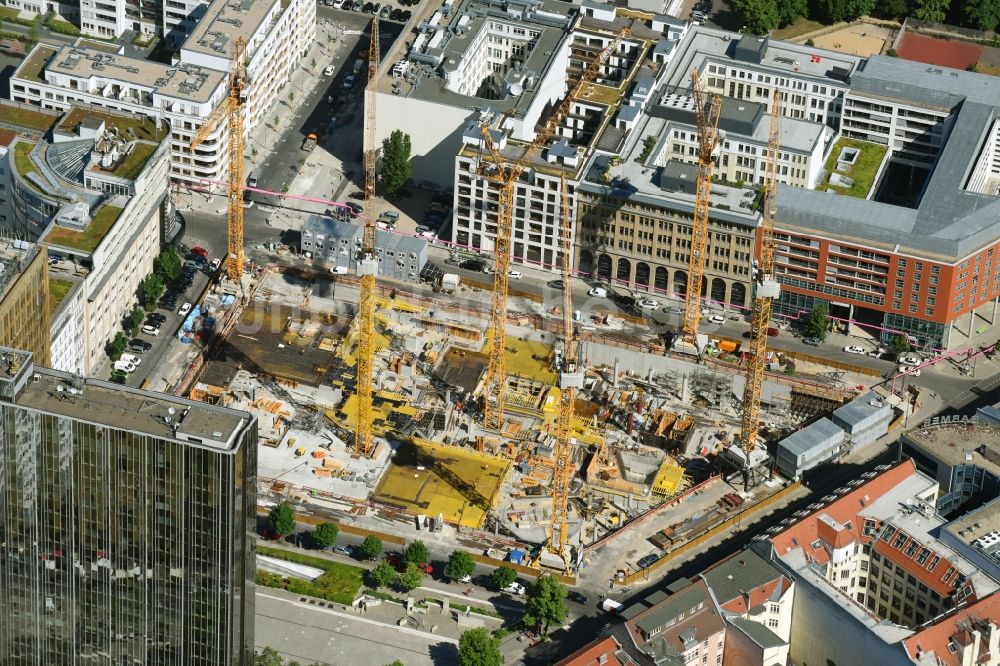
[0,348,257,664]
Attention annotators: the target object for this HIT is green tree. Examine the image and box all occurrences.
[268,502,296,537]
[872,0,910,18]
[891,334,911,356]
[108,331,129,360]
[154,247,182,282]
[381,129,412,194]
[360,535,382,560]
[404,540,429,565]
[125,305,145,335]
[458,627,503,666]
[962,0,1000,31]
[805,303,830,340]
[733,0,780,33]
[141,273,164,308]
[368,561,396,588]
[778,0,808,25]
[523,575,568,635]
[445,551,476,581]
[312,522,339,549]
[384,661,405,666]
[255,647,283,666]
[399,562,424,591]
[492,566,517,590]
[913,0,949,22]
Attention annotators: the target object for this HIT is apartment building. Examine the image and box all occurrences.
[760,460,1000,666]
[0,238,50,366]
[0,348,257,664]
[10,0,314,185]
[3,103,169,373]
[48,270,86,373]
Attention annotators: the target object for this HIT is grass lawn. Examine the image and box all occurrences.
[256,546,364,605]
[773,18,825,41]
[110,142,156,179]
[0,7,21,20]
[821,138,888,199]
[14,44,57,84]
[61,107,163,142]
[13,141,35,177]
[48,277,74,317]
[44,17,81,35]
[44,205,122,253]
[0,104,57,132]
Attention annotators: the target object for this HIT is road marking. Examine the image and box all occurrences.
[258,590,459,644]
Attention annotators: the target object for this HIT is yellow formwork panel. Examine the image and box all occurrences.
[651,463,685,497]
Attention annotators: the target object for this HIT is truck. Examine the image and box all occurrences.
[302,133,318,151]
[440,273,460,294]
[353,59,365,75]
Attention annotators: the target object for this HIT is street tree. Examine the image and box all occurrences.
[368,561,396,588]
[458,627,503,666]
[399,562,424,591]
[126,306,145,335]
[255,647,283,666]
[492,566,517,590]
[914,0,949,21]
[384,661,405,666]
[445,551,476,581]
[523,575,568,635]
[141,274,164,308]
[404,539,429,565]
[312,522,338,549]
[805,303,830,340]
[360,535,382,560]
[891,334,911,356]
[268,502,296,537]
[108,332,129,360]
[381,130,412,194]
[154,247,182,282]
[733,0,780,33]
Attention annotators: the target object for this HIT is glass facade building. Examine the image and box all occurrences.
[0,348,257,664]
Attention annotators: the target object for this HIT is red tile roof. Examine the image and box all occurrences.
[554,636,626,666]
[872,533,965,598]
[718,577,792,614]
[903,591,1000,666]
[771,460,918,566]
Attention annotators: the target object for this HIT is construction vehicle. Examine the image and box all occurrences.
[478,27,630,431]
[737,90,782,489]
[302,133,318,151]
[681,68,722,343]
[190,38,248,281]
[354,18,380,457]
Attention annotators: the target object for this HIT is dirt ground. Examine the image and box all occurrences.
[812,24,894,57]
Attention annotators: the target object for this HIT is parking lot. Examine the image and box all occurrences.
[318,0,415,23]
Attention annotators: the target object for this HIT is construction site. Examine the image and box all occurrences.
[168,17,913,574]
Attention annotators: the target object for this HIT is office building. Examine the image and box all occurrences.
[900,420,1000,516]
[0,238,50,366]
[0,347,257,663]
[301,215,428,282]
[760,460,999,666]
[10,0,314,185]
[938,496,1000,585]
[2,102,169,374]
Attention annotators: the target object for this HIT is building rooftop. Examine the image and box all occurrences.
[832,391,888,428]
[303,215,428,256]
[0,239,40,304]
[182,0,277,60]
[903,592,1000,666]
[941,496,1000,567]
[13,365,252,451]
[700,549,790,614]
[553,635,628,666]
[23,44,227,104]
[778,417,843,457]
[729,617,785,649]
[902,422,1000,477]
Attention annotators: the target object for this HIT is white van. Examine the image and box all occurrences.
[113,360,136,373]
[588,286,608,298]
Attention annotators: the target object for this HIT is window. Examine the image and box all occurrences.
[768,619,779,628]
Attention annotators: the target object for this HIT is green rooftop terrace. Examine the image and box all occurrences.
[0,103,59,132]
[16,44,57,84]
[821,138,888,199]
[48,277,75,317]
[59,107,164,142]
[43,205,122,254]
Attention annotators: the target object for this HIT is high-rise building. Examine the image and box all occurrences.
[0,347,258,664]
[0,238,50,366]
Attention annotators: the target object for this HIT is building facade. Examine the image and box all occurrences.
[0,348,257,664]
[301,215,428,282]
[0,239,50,366]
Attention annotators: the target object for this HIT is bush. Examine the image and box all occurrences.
[638,135,657,162]
[255,546,365,605]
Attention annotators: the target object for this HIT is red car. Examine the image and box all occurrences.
[191,246,208,258]
[418,562,433,574]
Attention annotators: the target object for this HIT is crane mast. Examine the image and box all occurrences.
[738,91,782,483]
[681,69,722,341]
[355,18,380,457]
[480,27,630,431]
[190,38,247,281]
[549,173,581,564]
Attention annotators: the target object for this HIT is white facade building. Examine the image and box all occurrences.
[49,275,86,374]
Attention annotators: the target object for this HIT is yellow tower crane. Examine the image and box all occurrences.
[355,17,380,457]
[549,172,583,567]
[738,90,782,488]
[190,37,248,281]
[681,69,722,342]
[479,27,630,431]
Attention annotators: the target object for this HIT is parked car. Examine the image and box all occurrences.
[333,545,353,555]
[637,554,660,569]
[900,355,921,366]
[707,314,725,325]
[459,260,486,272]
[379,4,391,16]
[113,360,137,373]
[129,339,152,353]
[346,201,364,214]
[843,345,867,355]
[111,369,128,383]
[390,7,402,18]
[568,591,589,604]
[147,312,166,324]
[343,74,356,89]
[508,270,522,279]
[141,324,160,336]
[417,562,433,574]
[191,246,208,258]
[120,353,142,366]
[209,258,222,272]
[324,65,335,76]
[400,9,411,18]
[588,286,607,298]
[636,298,660,310]
[898,364,921,376]
[502,582,526,595]
[414,225,433,235]
[178,302,193,317]
[662,305,682,314]
[802,337,822,347]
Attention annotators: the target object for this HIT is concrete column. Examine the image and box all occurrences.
[944,321,954,349]
[969,311,976,336]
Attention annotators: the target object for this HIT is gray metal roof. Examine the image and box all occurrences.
[853,56,1000,107]
[779,417,843,457]
[701,549,783,605]
[831,391,885,428]
[729,617,786,649]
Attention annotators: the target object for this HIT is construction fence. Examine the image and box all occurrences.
[620,481,802,586]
